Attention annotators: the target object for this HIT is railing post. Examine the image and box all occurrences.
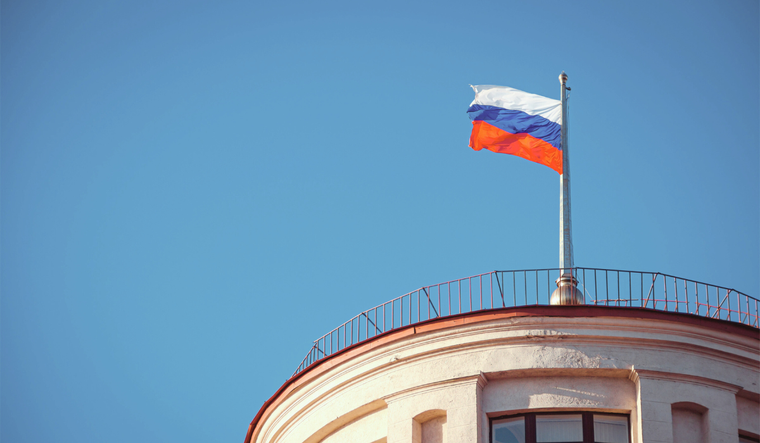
[480,274,483,310]
[513,272,517,307]
[491,272,494,309]
[469,277,473,312]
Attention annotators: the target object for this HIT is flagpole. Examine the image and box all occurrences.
[559,72,573,273]
[551,72,583,305]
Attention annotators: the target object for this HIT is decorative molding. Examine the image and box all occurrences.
[477,372,489,389]
[737,388,760,402]
[628,366,639,384]
[632,368,742,393]
[383,374,484,403]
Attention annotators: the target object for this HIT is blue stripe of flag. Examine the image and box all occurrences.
[467,104,562,150]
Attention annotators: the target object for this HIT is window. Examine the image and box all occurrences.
[491,412,629,443]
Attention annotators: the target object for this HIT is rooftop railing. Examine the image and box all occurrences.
[292,268,758,377]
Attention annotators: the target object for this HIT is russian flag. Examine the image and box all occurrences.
[467,85,563,174]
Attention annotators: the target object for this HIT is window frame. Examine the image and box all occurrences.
[490,411,631,443]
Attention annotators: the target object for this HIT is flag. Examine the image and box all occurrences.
[467,85,563,174]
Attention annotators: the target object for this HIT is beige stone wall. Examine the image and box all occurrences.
[736,395,760,438]
[250,313,759,443]
[671,406,705,443]
[632,372,741,443]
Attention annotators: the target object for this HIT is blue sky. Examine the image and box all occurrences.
[2,1,758,442]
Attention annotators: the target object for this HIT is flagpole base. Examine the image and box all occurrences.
[550,273,584,305]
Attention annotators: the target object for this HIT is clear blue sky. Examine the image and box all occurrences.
[2,1,757,442]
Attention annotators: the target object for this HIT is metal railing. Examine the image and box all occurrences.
[292,268,757,377]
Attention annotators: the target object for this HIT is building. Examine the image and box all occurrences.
[244,268,759,443]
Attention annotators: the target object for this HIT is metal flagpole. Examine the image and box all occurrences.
[551,72,583,305]
[559,72,573,273]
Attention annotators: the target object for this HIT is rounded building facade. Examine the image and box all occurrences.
[245,270,760,443]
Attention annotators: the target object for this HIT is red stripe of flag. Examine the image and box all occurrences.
[469,120,563,174]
